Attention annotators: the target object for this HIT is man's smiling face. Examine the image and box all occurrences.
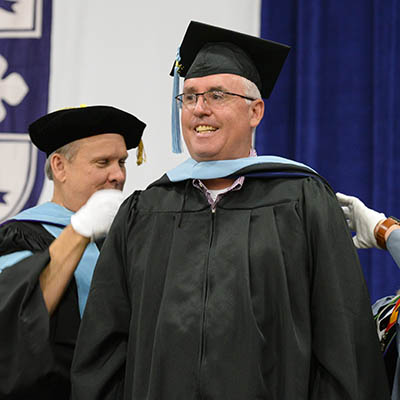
[181,73,263,162]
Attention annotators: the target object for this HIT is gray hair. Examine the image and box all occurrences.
[45,141,80,180]
[241,77,262,102]
[240,77,262,139]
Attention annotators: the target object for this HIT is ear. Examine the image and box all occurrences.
[50,153,67,183]
[249,99,264,129]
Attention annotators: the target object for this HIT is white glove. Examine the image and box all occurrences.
[71,189,124,240]
[336,192,386,249]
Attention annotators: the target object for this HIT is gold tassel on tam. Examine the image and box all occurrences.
[136,140,146,165]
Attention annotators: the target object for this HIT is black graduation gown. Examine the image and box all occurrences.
[71,166,390,399]
[0,221,80,400]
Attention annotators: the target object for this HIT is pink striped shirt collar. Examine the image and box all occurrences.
[193,148,257,210]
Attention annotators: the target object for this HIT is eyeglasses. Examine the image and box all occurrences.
[175,90,256,109]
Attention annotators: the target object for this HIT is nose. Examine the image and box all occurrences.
[192,94,212,116]
[108,163,126,188]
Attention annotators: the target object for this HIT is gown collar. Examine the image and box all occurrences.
[166,155,317,182]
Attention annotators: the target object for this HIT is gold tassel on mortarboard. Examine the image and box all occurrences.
[136,139,146,165]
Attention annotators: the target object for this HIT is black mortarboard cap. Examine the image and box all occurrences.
[170,21,291,99]
[29,105,146,157]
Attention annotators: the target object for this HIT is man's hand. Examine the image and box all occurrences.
[71,189,124,240]
[336,192,386,249]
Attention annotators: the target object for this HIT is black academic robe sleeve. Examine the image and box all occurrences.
[301,178,390,399]
[71,198,132,400]
[0,222,80,399]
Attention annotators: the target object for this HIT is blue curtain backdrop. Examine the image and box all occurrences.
[257,1,400,303]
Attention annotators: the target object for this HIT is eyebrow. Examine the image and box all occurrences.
[92,152,129,161]
[183,85,227,94]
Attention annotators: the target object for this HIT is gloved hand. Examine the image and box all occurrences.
[71,189,124,240]
[336,192,386,249]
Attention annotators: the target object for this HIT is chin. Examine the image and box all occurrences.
[190,146,221,160]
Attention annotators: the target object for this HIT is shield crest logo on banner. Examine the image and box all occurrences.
[0,133,39,221]
[0,0,43,38]
[0,0,49,222]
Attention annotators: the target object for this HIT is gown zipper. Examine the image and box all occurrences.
[197,208,216,396]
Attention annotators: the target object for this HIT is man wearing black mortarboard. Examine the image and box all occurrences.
[71,22,390,399]
[0,105,146,400]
